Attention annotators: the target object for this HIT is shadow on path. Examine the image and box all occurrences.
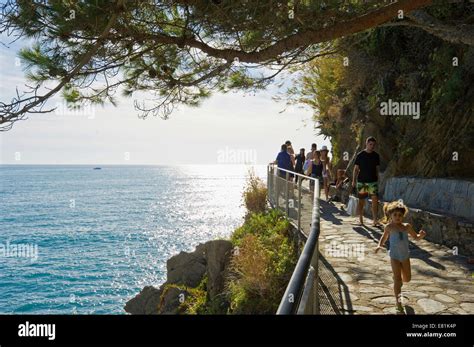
[319,200,348,225]
[405,306,416,315]
[318,253,352,315]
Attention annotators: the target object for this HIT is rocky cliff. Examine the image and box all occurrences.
[124,239,233,314]
[287,8,474,182]
[335,29,472,181]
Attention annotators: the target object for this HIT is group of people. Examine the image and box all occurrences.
[274,137,382,222]
[273,136,428,314]
[274,141,333,200]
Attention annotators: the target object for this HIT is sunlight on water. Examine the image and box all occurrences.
[0,164,267,314]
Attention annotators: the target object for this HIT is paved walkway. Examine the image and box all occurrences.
[282,189,474,315]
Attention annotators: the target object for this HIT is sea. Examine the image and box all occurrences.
[0,164,267,314]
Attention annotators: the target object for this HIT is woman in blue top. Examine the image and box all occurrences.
[375,200,427,314]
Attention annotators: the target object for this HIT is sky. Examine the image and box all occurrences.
[0,34,329,166]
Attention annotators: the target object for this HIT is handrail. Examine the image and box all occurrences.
[276,177,320,314]
[267,163,321,314]
[268,162,317,182]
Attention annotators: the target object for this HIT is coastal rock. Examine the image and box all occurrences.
[125,239,234,314]
[158,286,190,314]
[124,286,163,315]
[167,249,207,287]
[205,240,233,299]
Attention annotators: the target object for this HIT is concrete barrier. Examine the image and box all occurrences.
[383,177,474,221]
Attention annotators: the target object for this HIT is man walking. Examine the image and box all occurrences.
[352,136,381,226]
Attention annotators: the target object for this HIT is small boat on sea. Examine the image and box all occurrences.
[93,167,102,170]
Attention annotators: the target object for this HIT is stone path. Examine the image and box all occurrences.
[315,199,474,315]
[276,186,474,315]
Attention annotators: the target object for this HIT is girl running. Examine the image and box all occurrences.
[375,200,427,314]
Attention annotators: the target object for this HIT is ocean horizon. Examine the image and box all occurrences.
[0,164,267,314]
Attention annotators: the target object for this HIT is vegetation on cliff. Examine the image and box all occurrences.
[284,2,473,181]
[228,208,296,314]
[242,169,268,220]
[169,172,297,314]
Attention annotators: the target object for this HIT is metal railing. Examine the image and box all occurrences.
[267,164,321,314]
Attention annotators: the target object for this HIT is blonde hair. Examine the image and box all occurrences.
[382,200,408,223]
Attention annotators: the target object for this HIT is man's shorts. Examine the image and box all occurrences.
[356,182,378,199]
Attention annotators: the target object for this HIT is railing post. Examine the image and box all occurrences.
[276,171,322,315]
[272,166,275,206]
[313,178,320,314]
[267,165,272,206]
[267,165,272,205]
[307,270,315,314]
[297,177,302,235]
[285,171,289,216]
[267,165,270,198]
[275,168,280,210]
[313,241,320,314]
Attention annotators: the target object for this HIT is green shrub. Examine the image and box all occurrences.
[168,276,231,315]
[227,210,297,314]
[242,169,267,217]
[179,286,208,315]
[157,283,207,314]
[231,209,290,245]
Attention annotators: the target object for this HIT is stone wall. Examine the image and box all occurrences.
[383,177,474,221]
[330,177,474,256]
[344,196,474,256]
